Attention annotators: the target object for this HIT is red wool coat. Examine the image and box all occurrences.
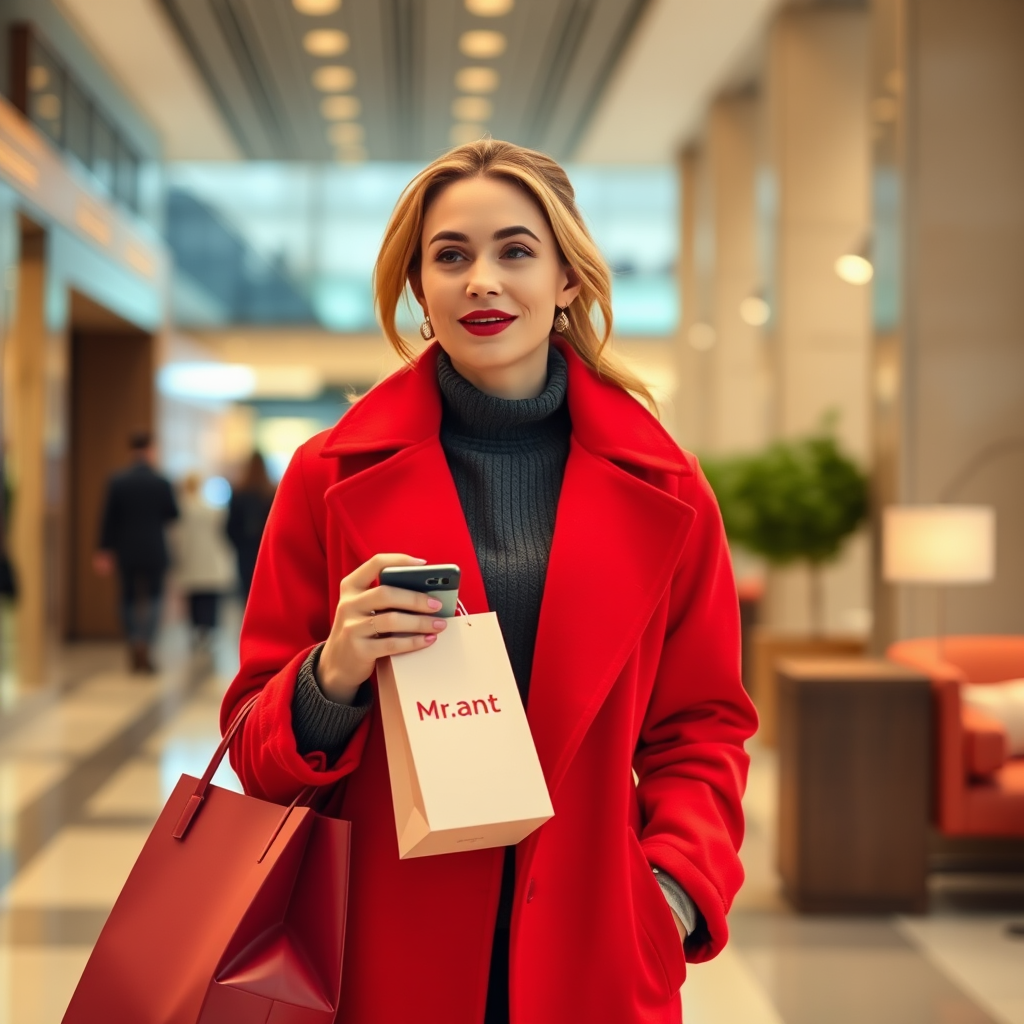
[222,338,757,1024]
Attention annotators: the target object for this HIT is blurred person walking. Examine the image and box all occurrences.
[172,473,235,650]
[226,452,275,604]
[94,431,178,673]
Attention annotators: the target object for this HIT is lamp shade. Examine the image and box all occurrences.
[883,505,995,584]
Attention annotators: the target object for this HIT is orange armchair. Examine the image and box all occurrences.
[887,636,1024,837]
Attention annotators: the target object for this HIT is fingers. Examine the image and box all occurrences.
[373,632,441,657]
[344,553,426,593]
[356,585,441,616]
[366,611,447,638]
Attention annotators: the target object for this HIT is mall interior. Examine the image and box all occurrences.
[0,0,1021,1020]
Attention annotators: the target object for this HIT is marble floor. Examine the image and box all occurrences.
[0,615,1022,1023]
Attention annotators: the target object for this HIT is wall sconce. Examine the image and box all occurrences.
[835,237,873,285]
[739,294,770,327]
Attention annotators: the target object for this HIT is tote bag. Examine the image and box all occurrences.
[377,611,553,859]
[62,694,350,1024]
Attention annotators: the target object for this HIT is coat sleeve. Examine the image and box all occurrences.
[633,462,758,963]
[220,441,372,803]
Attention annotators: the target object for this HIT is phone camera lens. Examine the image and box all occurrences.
[426,577,439,586]
[440,577,450,585]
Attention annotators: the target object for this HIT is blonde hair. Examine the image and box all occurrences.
[373,138,654,408]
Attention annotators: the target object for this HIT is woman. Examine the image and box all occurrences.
[225,451,275,603]
[171,473,234,648]
[222,140,757,1024]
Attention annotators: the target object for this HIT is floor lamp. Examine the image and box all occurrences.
[882,505,996,655]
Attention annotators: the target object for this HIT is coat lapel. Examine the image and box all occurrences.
[317,339,697,795]
[526,444,694,797]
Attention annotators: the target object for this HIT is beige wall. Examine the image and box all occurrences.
[761,7,873,635]
[872,0,1024,642]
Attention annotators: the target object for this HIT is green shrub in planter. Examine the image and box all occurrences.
[702,424,868,634]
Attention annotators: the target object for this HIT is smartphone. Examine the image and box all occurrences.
[379,564,461,617]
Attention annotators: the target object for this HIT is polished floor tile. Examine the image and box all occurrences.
[685,945,785,1024]
[2,827,150,908]
[0,636,1020,1024]
[82,758,166,818]
[898,915,1024,1024]
[0,946,92,1024]
[0,758,71,820]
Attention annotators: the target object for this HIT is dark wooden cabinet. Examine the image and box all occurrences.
[777,658,932,913]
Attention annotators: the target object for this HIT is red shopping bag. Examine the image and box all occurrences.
[63,694,350,1024]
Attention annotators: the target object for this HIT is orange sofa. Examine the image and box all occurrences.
[887,636,1024,837]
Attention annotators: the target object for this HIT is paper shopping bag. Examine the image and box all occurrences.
[377,612,554,859]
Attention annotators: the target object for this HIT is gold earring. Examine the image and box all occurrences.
[553,306,570,333]
[419,315,435,341]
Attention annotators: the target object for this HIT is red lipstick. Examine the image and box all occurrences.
[457,309,518,337]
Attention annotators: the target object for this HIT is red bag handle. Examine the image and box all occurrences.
[172,691,261,840]
[171,690,339,856]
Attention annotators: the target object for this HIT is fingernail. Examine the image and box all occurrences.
[433,619,447,630]
[427,598,442,610]
[414,558,427,564]
[424,634,437,644]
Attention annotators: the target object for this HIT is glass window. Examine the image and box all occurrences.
[91,112,116,196]
[27,38,64,147]
[115,138,139,212]
[64,80,91,170]
[166,163,679,335]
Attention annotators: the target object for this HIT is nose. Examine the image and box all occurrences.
[465,257,502,299]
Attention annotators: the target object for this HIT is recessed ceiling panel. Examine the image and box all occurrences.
[157,0,652,160]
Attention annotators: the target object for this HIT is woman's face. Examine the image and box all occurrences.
[414,175,581,399]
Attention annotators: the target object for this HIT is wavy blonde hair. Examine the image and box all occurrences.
[373,138,654,408]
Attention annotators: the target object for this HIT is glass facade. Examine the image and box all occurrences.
[165,163,679,337]
[22,29,143,213]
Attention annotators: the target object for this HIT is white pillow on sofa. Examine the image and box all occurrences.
[961,680,1024,756]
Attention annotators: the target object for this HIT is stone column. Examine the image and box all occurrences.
[870,0,1024,645]
[761,5,873,635]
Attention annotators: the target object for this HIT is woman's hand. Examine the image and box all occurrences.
[316,553,448,704]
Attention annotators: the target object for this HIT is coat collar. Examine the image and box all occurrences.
[319,337,690,478]
[320,336,696,800]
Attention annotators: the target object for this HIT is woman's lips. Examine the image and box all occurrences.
[458,311,518,337]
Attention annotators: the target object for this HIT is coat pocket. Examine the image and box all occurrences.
[625,827,687,1000]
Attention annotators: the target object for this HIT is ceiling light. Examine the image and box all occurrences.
[328,121,364,145]
[452,96,492,121]
[293,0,340,13]
[687,323,716,351]
[450,122,486,146]
[459,30,506,59]
[456,66,499,93]
[321,94,361,119]
[303,29,349,56]
[835,254,874,285]
[465,0,514,15]
[739,296,770,327]
[313,65,356,92]
[28,65,49,91]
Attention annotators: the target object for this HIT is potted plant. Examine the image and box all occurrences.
[703,422,869,743]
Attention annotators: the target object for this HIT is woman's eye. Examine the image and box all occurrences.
[436,249,465,263]
[503,245,534,259]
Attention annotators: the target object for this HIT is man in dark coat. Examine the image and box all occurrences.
[94,431,178,672]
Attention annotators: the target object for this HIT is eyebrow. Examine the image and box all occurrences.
[428,225,541,246]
